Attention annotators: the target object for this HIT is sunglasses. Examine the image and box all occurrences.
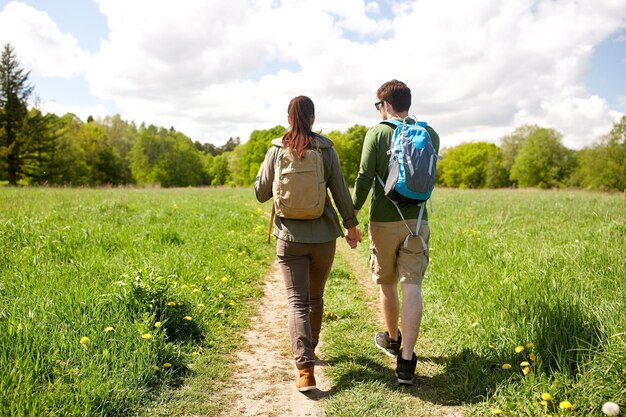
[374,101,383,111]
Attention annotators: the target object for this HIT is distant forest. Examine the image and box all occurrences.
[2,43,625,191]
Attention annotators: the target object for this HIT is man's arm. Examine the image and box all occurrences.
[352,128,379,210]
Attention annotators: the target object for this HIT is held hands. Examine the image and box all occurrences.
[345,227,362,249]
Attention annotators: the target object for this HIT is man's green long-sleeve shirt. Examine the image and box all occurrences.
[352,121,440,222]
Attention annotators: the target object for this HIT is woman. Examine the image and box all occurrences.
[255,96,360,391]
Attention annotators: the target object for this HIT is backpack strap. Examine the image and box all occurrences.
[380,119,402,130]
[375,174,426,246]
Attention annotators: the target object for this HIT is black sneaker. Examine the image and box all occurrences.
[374,330,402,357]
[396,353,417,385]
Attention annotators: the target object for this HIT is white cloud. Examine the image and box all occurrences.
[4,0,626,148]
[0,1,90,77]
[37,101,111,123]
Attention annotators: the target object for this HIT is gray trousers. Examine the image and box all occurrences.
[276,238,336,369]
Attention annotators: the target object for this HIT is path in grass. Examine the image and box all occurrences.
[217,261,329,417]
[332,242,465,417]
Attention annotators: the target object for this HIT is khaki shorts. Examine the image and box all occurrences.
[368,220,430,285]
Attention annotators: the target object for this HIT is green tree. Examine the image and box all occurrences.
[499,125,542,186]
[77,122,126,185]
[159,131,204,187]
[208,153,230,185]
[571,116,626,191]
[218,137,241,154]
[194,140,218,156]
[239,125,286,185]
[438,142,501,188]
[128,125,203,187]
[510,127,576,188]
[101,114,137,183]
[331,124,367,186]
[18,108,59,184]
[0,43,34,185]
[50,113,90,185]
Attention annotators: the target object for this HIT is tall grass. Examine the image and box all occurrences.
[1,187,624,416]
[325,188,624,416]
[426,189,625,415]
[0,187,274,417]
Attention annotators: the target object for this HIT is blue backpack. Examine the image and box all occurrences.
[376,116,442,241]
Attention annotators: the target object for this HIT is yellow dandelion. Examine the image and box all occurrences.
[197,303,205,308]
[515,345,524,353]
[546,415,553,417]
[492,409,503,415]
[520,361,530,367]
[104,326,114,332]
[192,288,200,293]
[141,333,152,340]
[559,401,573,410]
[151,364,159,371]
[539,400,547,406]
[154,322,162,328]
[205,276,212,281]
[79,336,90,345]
[541,393,553,401]
[229,300,236,306]
[502,363,512,370]
[522,367,531,376]
[167,301,177,307]
[183,316,192,321]
[526,342,534,348]
[181,284,189,289]
[221,277,228,283]
[163,363,172,368]
[529,352,536,361]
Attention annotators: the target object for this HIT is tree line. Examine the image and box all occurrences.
[1,43,624,191]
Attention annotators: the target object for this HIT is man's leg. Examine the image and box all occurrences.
[370,221,403,356]
[400,282,422,360]
[380,283,400,340]
[395,220,429,385]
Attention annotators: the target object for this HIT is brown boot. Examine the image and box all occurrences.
[296,367,316,392]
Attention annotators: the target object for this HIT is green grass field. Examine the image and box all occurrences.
[323,188,625,416]
[1,187,624,416]
[0,187,274,417]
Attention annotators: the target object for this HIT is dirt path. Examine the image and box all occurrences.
[215,243,463,417]
[217,262,329,417]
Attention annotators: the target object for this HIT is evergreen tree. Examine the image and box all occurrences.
[0,43,34,185]
[19,109,60,184]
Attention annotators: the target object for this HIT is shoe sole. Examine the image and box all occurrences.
[396,373,414,385]
[397,378,414,385]
[297,385,316,392]
[374,334,399,357]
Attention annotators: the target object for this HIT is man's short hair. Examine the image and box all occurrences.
[377,79,411,112]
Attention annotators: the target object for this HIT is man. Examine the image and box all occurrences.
[352,79,440,385]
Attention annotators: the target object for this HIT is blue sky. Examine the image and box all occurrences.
[0,0,625,149]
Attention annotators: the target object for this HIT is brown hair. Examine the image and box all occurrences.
[377,79,411,112]
[283,96,317,159]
